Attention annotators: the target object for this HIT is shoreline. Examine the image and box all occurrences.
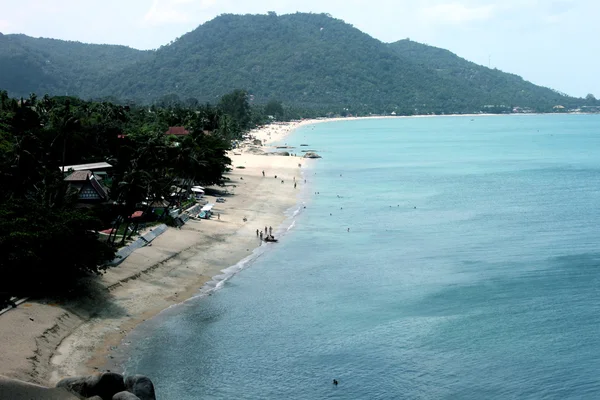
[0,112,569,387]
[0,119,313,386]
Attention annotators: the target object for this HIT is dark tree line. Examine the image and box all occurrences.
[0,88,275,307]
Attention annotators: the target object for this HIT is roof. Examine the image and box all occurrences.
[64,170,92,182]
[88,175,109,200]
[165,126,189,136]
[201,203,215,212]
[62,162,112,172]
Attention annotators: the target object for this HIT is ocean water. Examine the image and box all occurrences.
[123,115,600,399]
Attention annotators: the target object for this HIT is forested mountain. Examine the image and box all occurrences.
[0,33,151,98]
[387,40,576,110]
[0,13,593,113]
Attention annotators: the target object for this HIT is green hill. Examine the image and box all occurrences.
[0,13,591,113]
[0,33,151,98]
[387,39,572,111]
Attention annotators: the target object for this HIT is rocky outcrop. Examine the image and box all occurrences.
[57,372,126,400]
[124,375,156,400]
[0,375,81,400]
[0,373,157,400]
[112,392,141,400]
[54,373,157,400]
[303,152,322,159]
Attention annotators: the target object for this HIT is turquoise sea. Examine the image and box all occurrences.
[124,115,600,399]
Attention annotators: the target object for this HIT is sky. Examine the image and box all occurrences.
[1,0,598,98]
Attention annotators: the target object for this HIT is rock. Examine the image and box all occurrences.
[56,372,125,400]
[124,375,156,400]
[112,392,140,400]
[88,397,104,400]
[303,152,322,159]
[0,375,81,400]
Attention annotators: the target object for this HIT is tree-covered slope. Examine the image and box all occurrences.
[0,33,151,98]
[388,39,572,109]
[101,13,470,112]
[0,13,590,113]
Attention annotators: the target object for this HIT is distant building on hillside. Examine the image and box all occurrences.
[165,126,190,136]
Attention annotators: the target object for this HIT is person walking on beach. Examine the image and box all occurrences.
[265,226,268,235]
[256,229,259,237]
[269,226,272,235]
[217,213,220,220]
[260,231,263,241]
[294,182,297,189]
[262,170,265,177]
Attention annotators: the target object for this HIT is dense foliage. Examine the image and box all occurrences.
[0,89,263,307]
[0,33,151,99]
[1,13,595,114]
[387,40,590,112]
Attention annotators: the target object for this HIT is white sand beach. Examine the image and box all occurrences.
[0,119,315,386]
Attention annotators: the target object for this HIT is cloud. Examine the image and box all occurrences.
[420,2,496,24]
[0,19,11,31]
[143,0,218,26]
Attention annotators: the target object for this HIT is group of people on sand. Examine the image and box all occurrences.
[256,226,276,242]
[262,170,299,189]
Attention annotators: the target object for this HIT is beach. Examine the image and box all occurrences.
[0,119,313,386]
[0,113,512,388]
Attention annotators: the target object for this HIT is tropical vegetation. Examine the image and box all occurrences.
[0,88,281,308]
[1,13,597,114]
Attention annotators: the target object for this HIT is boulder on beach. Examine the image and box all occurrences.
[245,146,265,155]
[303,152,322,159]
[112,391,141,400]
[124,375,156,400]
[56,372,125,400]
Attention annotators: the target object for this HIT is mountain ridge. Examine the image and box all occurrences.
[0,12,593,113]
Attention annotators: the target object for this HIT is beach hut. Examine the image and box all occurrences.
[191,187,205,200]
[199,203,215,219]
